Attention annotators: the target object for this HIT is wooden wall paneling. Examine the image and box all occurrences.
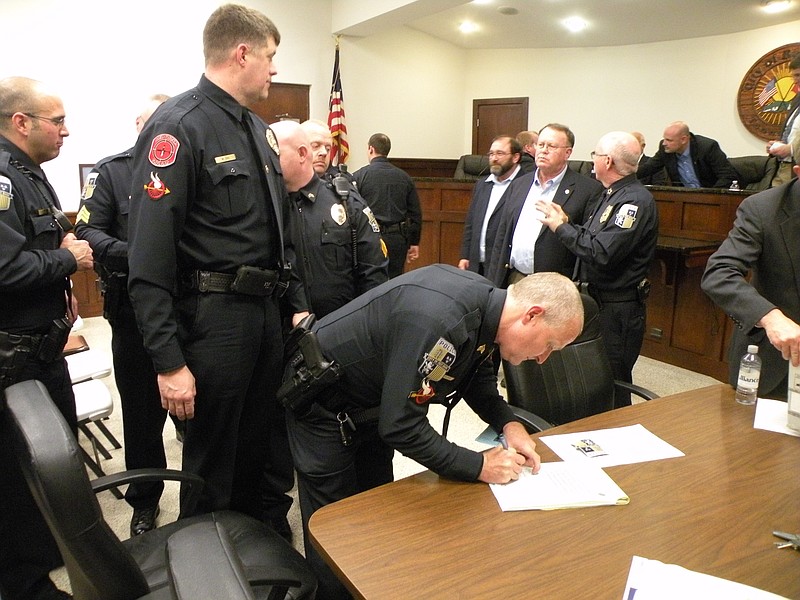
[250,82,310,124]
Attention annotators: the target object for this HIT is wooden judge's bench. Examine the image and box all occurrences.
[403,165,749,382]
[68,158,749,382]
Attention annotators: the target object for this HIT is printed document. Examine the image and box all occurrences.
[622,555,790,599]
[490,461,629,511]
[540,424,684,468]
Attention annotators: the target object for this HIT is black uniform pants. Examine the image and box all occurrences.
[382,229,408,279]
[597,299,646,408]
[286,402,394,600]
[110,301,169,510]
[0,357,76,600]
[175,292,293,521]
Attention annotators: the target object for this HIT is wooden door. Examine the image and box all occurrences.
[251,82,310,124]
[472,97,528,154]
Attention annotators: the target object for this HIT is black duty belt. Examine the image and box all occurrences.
[182,268,280,297]
[0,330,43,354]
[380,222,403,234]
[589,286,638,303]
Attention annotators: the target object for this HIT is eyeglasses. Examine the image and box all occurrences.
[487,151,510,158]
[23,113,67,127]
[590,151,609,159]
[535,142,570,153]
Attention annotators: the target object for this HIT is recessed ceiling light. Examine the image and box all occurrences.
[459,21,479,34]
[562,16,588,33]
[762,0,792,13]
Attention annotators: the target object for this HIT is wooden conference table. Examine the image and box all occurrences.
[308,384,800,599]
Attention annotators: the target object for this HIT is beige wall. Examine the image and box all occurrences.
[1,0,797,209]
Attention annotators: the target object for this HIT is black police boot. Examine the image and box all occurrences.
[130,505,160,536]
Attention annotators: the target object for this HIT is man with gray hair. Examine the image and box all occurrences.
[537,131,658,406]
[283,263,583,599]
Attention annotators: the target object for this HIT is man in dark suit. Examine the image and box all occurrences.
[766,53,800,187]
[637,121,737,188]
[458,135,522,274]
[701,164,800,399]
[486,123,603,287]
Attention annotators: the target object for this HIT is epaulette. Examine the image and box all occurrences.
[93,147,134,170]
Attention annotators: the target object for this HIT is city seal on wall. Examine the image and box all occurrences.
[737,43,800,141]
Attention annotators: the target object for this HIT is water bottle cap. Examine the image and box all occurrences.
[747,344,759,353]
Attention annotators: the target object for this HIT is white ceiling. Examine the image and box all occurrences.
[334,0,800,49]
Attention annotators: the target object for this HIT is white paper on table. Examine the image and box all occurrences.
[539,424,684,468]
[753,399,800,438]
[489,461,628,511]
[621,555,790,600]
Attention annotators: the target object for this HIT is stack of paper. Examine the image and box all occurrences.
[490,461,629,511]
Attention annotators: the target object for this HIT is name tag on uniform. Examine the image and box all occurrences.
[215,154,237,164]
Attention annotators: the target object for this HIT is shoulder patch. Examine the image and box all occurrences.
[614,203,638,229]
[0,175,12,211]
[362,206,381,233]
[143,172,171,200]
[266,128,279,155]
[418,337,456,382]
[81,172,98,200]
[148,133,180,167]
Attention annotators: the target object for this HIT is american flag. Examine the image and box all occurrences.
[327,40,349,166]
[758,78,777,107]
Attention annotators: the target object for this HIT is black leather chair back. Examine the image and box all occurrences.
[454,154,490,180]
[728,155,779,191]
[3,379,150,600]
[503,294,615,426]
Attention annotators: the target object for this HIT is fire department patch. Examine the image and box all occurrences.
[81,172,98,200]
[0,176,12,211]
[148,133,180,167]
[418,337,456,382]
[143,172,170,200]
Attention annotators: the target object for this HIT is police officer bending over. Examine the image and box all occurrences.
[282,264,583,600]
[0,76,93,600]
[271,120,388,319]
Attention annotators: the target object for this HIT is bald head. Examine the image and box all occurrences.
[662,121,691,154]
[0,76,67,165]
[301,119,333,175]
[630,131,645,153]
[270,120,314,192]
[136,93,169,133]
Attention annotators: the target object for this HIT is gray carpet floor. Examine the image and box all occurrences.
[50,316,722,593]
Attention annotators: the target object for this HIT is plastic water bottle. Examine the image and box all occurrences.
[729,180,740,191]
[735,344,761,405]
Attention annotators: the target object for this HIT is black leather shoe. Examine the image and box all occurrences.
[130,505,160,536]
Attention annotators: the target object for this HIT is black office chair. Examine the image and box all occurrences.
[2,379,317,600]
[503,294,658,433]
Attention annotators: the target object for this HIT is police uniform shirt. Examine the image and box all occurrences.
[352,156,422,244]
[127,75,304,371]
[0,136,73,332]
[314,264,516,481]
[290,175,388,319]
[556,174,658,291]
[75,149,133,274]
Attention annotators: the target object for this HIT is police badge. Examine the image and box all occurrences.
[330,203,347,226]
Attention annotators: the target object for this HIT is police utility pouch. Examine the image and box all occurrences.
[37,316,72,362]
[230,265,278,296]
